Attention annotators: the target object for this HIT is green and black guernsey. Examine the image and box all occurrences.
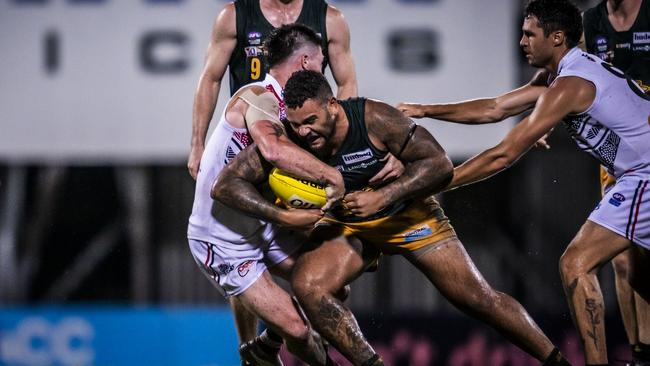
[328,98,407,222]
[583,0,650,93]
[229,0,329,95]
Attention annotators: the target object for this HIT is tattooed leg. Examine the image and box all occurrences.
[559,221,631,365]
[562,275,607,364]
[291,232,381,366]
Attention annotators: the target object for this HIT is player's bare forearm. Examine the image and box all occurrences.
[398,99,502,123]
[191,79,221,149]
[378,154,453,205]
[211,145,285,224]
[447,144,518,191]
[253,122,344,189]
[398,81,544,123]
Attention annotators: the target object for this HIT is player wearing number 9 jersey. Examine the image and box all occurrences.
[230,0,328,94]
[188,0,357,180]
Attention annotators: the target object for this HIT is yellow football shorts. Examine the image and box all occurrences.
[317,196,456,255]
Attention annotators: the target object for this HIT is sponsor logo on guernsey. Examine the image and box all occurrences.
[609,192,625,207]
[237,260,255,277]
[248,32,262,45]
[342,149,373,165]
[615,43,631,49]
[596,36,608,52]
[245,46,263,57]
[633,32,650,44]
[403,225,433,242]
[217,263,235,276]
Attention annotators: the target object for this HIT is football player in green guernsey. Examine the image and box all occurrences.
[188,0,357,180]
[213,70,572,366]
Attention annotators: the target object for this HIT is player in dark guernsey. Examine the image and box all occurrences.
[229,0,328,94]
[584,0,650,94]
[188,0,357,180]
[213,70,572,366]
[583,3,650,363]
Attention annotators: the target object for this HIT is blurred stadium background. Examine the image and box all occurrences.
[0,0,629,365]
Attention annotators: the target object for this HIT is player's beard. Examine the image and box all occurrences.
[310,110,337,159]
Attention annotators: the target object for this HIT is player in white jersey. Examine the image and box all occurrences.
[189,24,401,366]
[188,24,339,366]
[397,0,650,364]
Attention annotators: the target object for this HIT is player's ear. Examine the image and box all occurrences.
[552,30,564,47]
[326,97,337,114]
[300,54,309,70]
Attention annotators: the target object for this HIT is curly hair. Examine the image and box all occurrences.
[524,0,583,48]
[263,23,323,69]
[284,70,333,109]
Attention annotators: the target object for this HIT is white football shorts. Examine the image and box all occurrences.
[589,173,649,250]
[188,228,303,297]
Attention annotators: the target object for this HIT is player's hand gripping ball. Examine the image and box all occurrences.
[268,168,327,209]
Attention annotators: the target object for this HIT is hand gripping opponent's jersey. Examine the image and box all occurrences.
[228,0,329,95]
[556,48,650,179]
[323,98,408,222]
[187,75,284,249]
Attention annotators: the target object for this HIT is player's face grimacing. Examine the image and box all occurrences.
[520,15,554,68]
[285,98,337,156]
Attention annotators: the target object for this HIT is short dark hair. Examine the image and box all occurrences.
[263,24,323,69]
[284,70,333,109]
[524,0,583,48]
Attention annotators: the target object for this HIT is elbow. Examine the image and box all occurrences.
[492,145,518,170]
[210,178,226,202]
[481,109,507,123]
[441,157,454,180]
[441,157,454,186]
[257,142,282,166]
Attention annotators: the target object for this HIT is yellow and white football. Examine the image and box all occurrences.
[268,168,327,209]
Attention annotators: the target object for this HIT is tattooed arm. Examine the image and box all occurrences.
[211,143,323,229]
[343,100,453,217]
[250,120,344,192]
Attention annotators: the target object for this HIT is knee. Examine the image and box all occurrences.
[334,284,351,302]
[627,270,650,299]
[559,245,590,283]
[611,253,630,278]
[291,274,326,306]
[280,316,311,343]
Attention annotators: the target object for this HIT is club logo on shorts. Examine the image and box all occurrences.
[217,263,234,276]
[237,260,255,277]
[403,225,433,242]
[609,192,625,207]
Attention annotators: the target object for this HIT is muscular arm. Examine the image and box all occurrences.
[371,101,453,202]
[238,87,345,207]
[344,101,452,217]
[188,5,237,179]
[211,144,273,217]
[212,143,323,228]
[325,5,358,99]
[397,69,549,123]
[249,120,344,192]
[448,77,594,190]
